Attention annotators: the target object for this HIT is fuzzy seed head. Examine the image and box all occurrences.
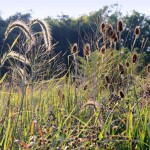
[119,90,125,98]
[84,84,88,90]
[134,26,141,36]
[83,43,90,56]
[114,35,118,42]
[100,45,106,54]
[117,20,123,32]
[4,20,35,51]
[118,63,124,74]
[71,43,78,54]
[105,75,110,84]
[30,19,52,51]
[106,24,114,38]
[132,54,138,63]
[111,31,118,42]
[126,61,130,68]
[100,22,106,34]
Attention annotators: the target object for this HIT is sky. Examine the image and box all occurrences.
[0,0,150,19]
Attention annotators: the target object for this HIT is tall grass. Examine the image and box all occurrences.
[0,17,149,150]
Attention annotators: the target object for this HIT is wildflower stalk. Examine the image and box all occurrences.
[131,26,140,52]
[117,19,123,58]
[71,43,78,111]
[119,32,122,50]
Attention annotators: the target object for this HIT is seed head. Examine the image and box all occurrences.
[126,61,130,68]
[71,43,78,54]
[5,20,35,51]
[105,75,110,84]
[30,19,52,51]
[111,31,118,42]
[83,43,90,56]
[84,84,88,90]
[134,26,140,36]
[119,90,125,98]
[100,22,106,34]
[118,63,124,74]
[132,54,138,63]
[106,24,114,38]
[114,34,118,42]
[117,20,123,32]
[100,45,106,54]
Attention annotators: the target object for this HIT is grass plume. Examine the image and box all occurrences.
[30,19,52,51]
[4,20,35,51]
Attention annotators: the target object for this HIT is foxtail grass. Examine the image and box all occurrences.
[4,20,35,51]
[30,19,52,51]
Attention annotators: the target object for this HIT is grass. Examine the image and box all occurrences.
[0,19,149,150]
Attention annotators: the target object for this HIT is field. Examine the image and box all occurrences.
[0,19,150,150]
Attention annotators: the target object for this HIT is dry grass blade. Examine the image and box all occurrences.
[9,51,30,65]
[82,100,100,112]
[1,50,30,67]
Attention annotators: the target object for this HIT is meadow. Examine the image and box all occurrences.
[0,18,150,150]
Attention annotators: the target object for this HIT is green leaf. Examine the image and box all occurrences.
[0,73,7,84]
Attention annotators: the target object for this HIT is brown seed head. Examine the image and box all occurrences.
[100,45,106,54]
[132,54,138,63]
[117,20,123,32]
[84,84,88,90]
[111,31,118,42]
[71,43,78,54]
[119,90,125,98]
[126,61,130,68]
[114,34,118,42]
[105,75,110,84]
[100,22,106,34]
[106,24,114,38]
[83,43,90,56]
[118,63,124,74]
[134,26,141,36]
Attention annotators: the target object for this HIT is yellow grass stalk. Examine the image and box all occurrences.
[1,51,30,66]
